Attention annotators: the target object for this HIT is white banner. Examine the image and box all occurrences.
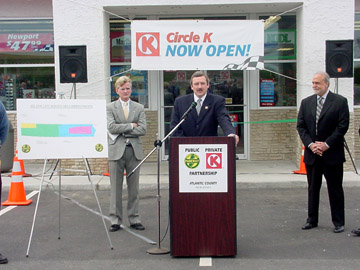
[17,99,108,159]
[178,144,228,193]
[131,20,264,70]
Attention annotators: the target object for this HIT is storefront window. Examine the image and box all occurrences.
[110,66,149,108]
[354,62,360,105]
[260,15,296,60]
[0,19,55,111]
[354,13,360,59]
[259,15,296,107]
[259,63,296,107]
[0,67,55,110]
[110,20,131,63]
[0,20,54,64]
[109,19,148,108]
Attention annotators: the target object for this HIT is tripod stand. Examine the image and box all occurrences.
[334,78,358,174]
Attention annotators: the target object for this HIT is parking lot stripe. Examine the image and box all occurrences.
[199,257,212,267]
[0,190,38,216]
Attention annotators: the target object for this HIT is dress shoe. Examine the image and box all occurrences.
[130,223,145,230]
[302,222,318,230]
[333,225,344,233]
[0,254,8,264]
[109,224,121,232]
[351,228,360,236]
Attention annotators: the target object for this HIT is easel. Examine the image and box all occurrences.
[26,87,113,257]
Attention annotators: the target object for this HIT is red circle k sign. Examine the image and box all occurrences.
[136,32,160,56]
[206,153,222,169]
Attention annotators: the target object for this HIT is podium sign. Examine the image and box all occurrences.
[169,137,236,257]
[178,144,228,193]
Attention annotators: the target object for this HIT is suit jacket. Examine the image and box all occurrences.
[107,99,146,161]
[297,91,349,165]
[170,93,235,137]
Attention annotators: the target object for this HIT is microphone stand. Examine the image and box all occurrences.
[128,102,196,255]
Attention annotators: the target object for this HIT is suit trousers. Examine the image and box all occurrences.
[305,158,344,227]
[109,145,141,225]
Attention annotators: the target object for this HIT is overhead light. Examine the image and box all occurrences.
[264,16,281,30]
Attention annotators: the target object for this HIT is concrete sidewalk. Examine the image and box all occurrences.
[2,160,360,191]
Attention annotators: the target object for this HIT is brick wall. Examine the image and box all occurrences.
[249,109,298,161]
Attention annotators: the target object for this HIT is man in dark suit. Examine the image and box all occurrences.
[0,101,9,264]
[170,71,239,145]
[297,71,349,233]
[107,76,147,232]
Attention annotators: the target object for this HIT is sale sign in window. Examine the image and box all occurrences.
[0,33,54,52]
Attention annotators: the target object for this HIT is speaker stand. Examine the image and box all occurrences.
[73,82,77,99]
[334,77,358,174]
[334,78,338,94]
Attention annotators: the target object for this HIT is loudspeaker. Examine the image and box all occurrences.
[326,40,353,78]
[59,45,88,83]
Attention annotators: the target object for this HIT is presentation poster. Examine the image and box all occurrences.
[178,144,228,193]
[17,99,108,159]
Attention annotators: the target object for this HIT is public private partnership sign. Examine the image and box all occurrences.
[178,144,228,193]
[131,20,264,70]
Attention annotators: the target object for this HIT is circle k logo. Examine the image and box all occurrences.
[136,32,160,56]
[206,153,222,169]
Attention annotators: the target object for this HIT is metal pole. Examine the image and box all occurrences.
[83,157,114,249]
[58,159,61,239]
[146,142,169,255]
[26,159,48,257]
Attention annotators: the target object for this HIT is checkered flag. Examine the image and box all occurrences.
[223,56,264,71]
[39,44,54,52]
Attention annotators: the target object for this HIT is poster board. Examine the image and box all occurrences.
[17,99,108,159]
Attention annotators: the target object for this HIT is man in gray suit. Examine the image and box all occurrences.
[107,76,147,231]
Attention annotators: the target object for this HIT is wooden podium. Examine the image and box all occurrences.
[169,137,236,257]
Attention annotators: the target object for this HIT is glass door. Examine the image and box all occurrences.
[207,70,245,158]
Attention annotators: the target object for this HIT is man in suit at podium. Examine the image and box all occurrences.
[170,71,239,145]
[107,76,147,232]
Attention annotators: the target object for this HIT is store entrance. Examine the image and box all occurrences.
[162,70,246,160]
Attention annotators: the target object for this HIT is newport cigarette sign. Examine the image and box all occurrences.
[131,20,264,70]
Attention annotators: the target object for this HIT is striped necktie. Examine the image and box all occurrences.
[316,97,323,134]
[196,99,202,115]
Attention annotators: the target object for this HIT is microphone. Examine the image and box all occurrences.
[180,102,197,120]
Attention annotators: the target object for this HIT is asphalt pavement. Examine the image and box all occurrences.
[1,160,360,270]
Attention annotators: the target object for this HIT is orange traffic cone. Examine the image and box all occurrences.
[2,157,32,206]
[293,146,307,175]
[103,172,126,176]
[8,150,32,177]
